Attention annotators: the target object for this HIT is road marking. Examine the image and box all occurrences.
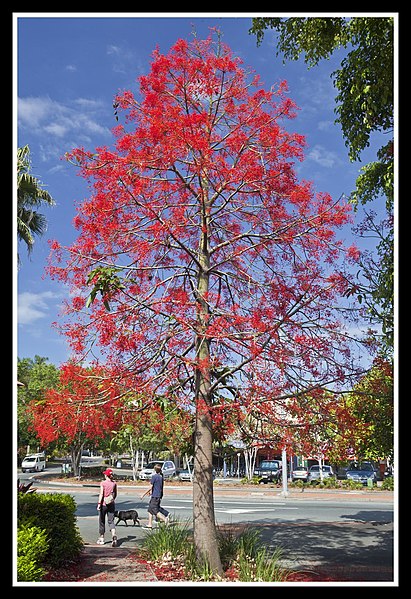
[168,498,288,506]
[215,507,298,514]
[163,505,300,514]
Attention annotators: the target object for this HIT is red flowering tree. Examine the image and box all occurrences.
[48,33,363,573]
[28,363,122,475]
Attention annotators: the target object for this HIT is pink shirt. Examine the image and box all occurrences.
[101,479,116,499]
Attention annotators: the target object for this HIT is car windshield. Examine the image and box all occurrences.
[145,462,163,469]
[24,457,36,463]
[310,466,330,471]
[260,462,279,469]
[349,463,373,471]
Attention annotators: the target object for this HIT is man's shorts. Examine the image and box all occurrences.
[148,496,162,515]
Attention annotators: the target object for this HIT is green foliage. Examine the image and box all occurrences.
[140,519,290,581]
[17,145,55,263]
[240,476,259,485]
[351,143,394,212]
[340,479,364,490]
[250,17,351,64]
[86,266,125,311]
[17,524,49,582]
[345,359,394,461]
[18,492,83,568]
[382,476,394,491]
[249,16,394,356]
[141,518,192,561]
[237,546,288,582]
[308,477,339,489]
[17,356,60,455]
[249,16,394,204]
[333,18,393,162]
[290,479,305,489]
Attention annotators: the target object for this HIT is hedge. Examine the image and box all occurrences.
[18,492,83,573]
[17,523,49,582]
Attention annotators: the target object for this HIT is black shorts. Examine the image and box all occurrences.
[148,496,162,515]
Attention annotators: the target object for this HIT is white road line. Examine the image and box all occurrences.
[163,505,298,513]
[167,498,288,506]
[215,507,298,514]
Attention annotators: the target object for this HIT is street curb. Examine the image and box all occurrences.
[29,473,394,503]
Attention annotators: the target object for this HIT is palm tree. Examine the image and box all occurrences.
[17,145,55,265]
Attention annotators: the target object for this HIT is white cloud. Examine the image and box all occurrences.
[106,43,145,76]
[18,95,111,163]
[306,144,340,168]
[318,120,333,132]
[18,291,60,325]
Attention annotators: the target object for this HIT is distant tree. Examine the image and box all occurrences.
[17,356,59,455]
[111,395,194,478]
[250,16,394,355]
[17,145,55,265]
[345,357,394,462]
[27,363,123,476]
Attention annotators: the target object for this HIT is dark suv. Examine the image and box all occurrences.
[254,460,282,484]
[346,461,379,485]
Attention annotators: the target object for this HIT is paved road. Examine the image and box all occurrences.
[26,472,395,582]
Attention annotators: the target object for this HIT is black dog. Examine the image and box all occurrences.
[114,509,140,526]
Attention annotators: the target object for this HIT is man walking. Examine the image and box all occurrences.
[141,463,170,529]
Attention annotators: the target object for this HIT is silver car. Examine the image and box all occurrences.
[307,465,335,482]
[178,469,194,482]
[138,460,176,480]
[291,465,309,482]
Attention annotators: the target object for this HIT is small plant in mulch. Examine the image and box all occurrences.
[136,519,295,582]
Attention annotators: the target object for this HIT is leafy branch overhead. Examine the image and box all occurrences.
[250,16,394,356]
[86,266,125,311]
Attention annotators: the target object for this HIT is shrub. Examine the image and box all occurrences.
[290,480,305,489]
[382,476,394,491]
[141,518,192,561]
[18,492,83,569]
[17,524,49,582]
[237,546,288,582]
[340,479,364,490]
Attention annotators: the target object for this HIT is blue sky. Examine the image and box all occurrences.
[15,12,396,367]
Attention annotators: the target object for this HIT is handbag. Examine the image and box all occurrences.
[104,494,114,505]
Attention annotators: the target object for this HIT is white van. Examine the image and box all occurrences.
[21,453,46,473]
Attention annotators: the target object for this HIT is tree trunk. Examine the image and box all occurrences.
[71,443,83,477]
[193,403,222,574]
[192,185,223,576]
[244,446,258,480]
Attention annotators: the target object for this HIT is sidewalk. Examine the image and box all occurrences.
[72,546,158,583]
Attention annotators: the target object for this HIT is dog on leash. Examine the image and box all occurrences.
[114,509,140,526]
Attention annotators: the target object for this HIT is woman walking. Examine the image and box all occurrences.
[96,468,118,546]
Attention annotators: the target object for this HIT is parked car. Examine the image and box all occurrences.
[21,453,46,473]
[254,460,282,484]
[291,465,309,482]
[345,461,378,485]
[138,460,176,480]
[178,469,193,482]
[307,465,335,482]
[384,466,393,479]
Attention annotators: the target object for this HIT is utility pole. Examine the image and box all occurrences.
[281,447,289,497]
